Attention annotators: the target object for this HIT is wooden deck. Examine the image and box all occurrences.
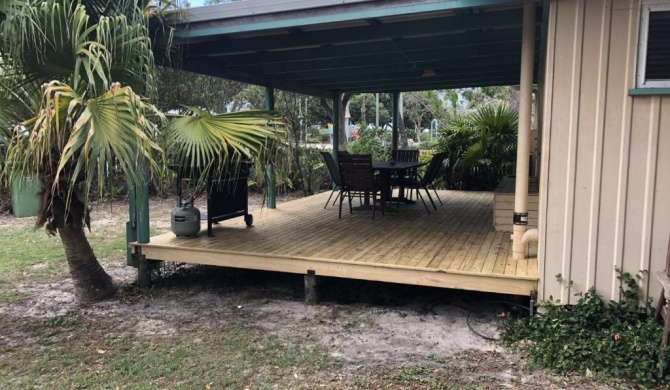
[132,191,538,296]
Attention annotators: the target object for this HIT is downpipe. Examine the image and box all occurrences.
[521,228,539,245]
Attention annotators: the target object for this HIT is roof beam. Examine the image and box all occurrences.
[346,75,522,93]
[181,8,532,57]
[300,64,532,86]
[313,70,522,89]
[234,42,533,75]
[202,28,525,65]
[350,79,518,93]
[175,0,541,39]
[279,56,527,81]
[181,60,335,99]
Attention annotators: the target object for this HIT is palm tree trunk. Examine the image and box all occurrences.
[58,225,117,303]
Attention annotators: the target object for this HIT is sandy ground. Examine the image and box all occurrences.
[0,194,618,389]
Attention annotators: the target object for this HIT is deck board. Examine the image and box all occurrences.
[133,190,539,296]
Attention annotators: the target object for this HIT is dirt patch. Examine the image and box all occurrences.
[0,193,621,389]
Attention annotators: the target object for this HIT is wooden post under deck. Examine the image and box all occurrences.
[304,270,318,305]
[137,252,150,287]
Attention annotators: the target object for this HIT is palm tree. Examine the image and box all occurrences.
[437,104,517,190]
[0,0,285,303]
[456,104,518,176]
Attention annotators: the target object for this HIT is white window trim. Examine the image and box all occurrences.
[636,1,670,88]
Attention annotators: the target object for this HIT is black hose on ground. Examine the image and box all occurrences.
[466,301,533,341]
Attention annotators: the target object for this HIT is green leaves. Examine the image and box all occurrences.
[3,81,164,216]
[501,269,667,387]
[455,104,518,172]
[165,107,285,189]
[436,103,518,190]
[0,0,289,231]
[0,0,155,95]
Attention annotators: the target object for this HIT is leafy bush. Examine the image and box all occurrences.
[437,104,517,191]
[346,126,391,161]
[500,270,668,387]
[288,146,328,196]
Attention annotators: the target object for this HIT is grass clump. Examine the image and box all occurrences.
[0,224,126,283]
[500,269,668,387]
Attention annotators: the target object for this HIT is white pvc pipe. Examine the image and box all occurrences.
[512,3,536,260]
[521,228,539,245]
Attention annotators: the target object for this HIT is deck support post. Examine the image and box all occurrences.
[392,91,400,151]
[137,253,150,287]
[126,157,150,265]
[265,86,276,209]
[332,92,341,160]
[304,270,318,305]
[512,3,536,260]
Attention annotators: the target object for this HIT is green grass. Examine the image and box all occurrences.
[0,288,27,304]
[0,225,127,283]
[0,314,334,390]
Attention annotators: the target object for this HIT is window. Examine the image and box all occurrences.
[636,1,670,88]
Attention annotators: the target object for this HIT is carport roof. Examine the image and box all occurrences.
[164,0,545,99]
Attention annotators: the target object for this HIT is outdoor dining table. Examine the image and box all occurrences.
[373,161,427,205]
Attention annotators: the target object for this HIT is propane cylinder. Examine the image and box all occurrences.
[170,198,201,237]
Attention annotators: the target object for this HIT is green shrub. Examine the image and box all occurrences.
[437,104,517,191]
[500,270,668,387]
[346,126,391,161]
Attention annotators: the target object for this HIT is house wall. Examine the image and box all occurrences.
[539,0,670,304]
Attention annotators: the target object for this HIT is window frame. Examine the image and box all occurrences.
[636,1,670,89]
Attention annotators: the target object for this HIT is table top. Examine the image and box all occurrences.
[372,161,426,170]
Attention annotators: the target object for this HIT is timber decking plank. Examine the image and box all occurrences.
[134,190,538,296]
[478,231,506,274]
[470,230,504,273]
[351,198,441,265]
[418,191,484,269]
[440,195,493,271]
[492,233,512,274]
[424,191,483,269]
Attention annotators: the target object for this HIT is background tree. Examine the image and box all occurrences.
[460,87,517,110]
[155,67,246,114]
[403,91,442,143]
[348,93,391,129]
[320,93,352,151]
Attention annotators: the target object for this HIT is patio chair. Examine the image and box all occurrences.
[391,149,420,200]
[338,153,384,220]
[320,151,341,209]
[402,152,446,215]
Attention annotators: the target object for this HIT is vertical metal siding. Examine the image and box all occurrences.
[540,0,670,303]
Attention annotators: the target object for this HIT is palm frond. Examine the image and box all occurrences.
[58,82,164,203]
[456,141,485,170]
[166,107,286,189]
[3,81,165,215]
[1,0,156,96]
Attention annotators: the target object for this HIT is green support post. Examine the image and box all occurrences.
[126,158,150,266]
[265,86,276,209]
[332,92,341,161]
[392,91,400,151]
[136,161,150,244]
[265,86,275,111]
[266,163,276,209]
[126,185,137,266]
